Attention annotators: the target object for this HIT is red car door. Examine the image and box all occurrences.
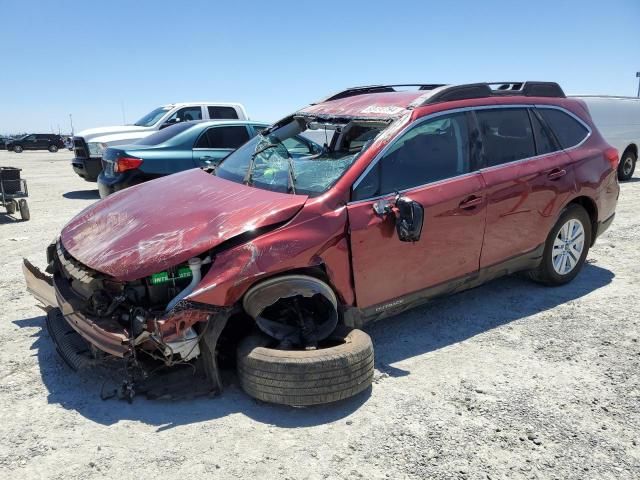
[476,107,576,268]
[347,111,487,310]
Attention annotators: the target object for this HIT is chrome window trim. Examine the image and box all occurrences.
[348,104,592,205]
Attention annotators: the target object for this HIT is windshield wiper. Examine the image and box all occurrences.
[243,143,279,185]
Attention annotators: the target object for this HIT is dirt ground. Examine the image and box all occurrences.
[0,150,638,480]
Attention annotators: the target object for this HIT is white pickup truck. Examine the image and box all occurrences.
[71,102,248,182]
[573,96,640,181]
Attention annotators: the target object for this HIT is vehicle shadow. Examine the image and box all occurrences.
[63,189,100,200]
[0,214,21,224]
[14,315,371,430]
[14,263,613,430]
[367,262,614,375]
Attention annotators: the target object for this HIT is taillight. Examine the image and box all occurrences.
[115,156,143,173]
[604,147,619,171]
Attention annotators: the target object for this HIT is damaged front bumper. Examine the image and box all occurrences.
[23,257,232,395]
[23,258,133,357]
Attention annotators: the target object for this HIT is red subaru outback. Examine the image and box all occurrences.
[24,82,619,405]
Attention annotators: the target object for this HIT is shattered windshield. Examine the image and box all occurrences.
[215,117,387,196]
[134,106,172,127]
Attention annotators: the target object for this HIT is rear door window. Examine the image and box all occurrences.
[476,108,535,167]
[537,108,589,149]
[208,106,239,119]
[195,126,250,149]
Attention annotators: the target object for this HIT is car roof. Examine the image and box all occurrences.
[299,91,428,120]
[297,82,567,120]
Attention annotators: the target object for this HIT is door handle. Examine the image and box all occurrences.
[459,196,483,210]
[547,168,567,180]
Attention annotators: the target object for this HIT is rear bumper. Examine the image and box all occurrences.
[22,259,131,357]
[97,170,142,198]
[71,157,102,182]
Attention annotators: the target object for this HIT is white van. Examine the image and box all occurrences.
[572,96,640,181]
[72,102,248,181]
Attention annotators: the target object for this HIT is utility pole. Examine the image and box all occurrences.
[69,113,74,137]
[637,72,640,98]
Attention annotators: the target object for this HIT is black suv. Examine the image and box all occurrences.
[7,134,65,153]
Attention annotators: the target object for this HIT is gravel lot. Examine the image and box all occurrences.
[0,150,638,480]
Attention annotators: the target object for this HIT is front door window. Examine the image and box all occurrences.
[353,112,472,200]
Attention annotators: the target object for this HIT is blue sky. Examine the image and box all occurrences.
[1,0,638,134]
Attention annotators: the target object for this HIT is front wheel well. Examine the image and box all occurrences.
[567,196,598,245]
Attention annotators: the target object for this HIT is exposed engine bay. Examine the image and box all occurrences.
[47,239,218,364]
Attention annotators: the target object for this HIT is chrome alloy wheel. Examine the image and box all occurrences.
[552,218,585,275]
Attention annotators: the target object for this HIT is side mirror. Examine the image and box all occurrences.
[372,195,424,241]
[395,196,424,242]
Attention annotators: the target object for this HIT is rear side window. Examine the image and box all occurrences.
[537,108,589,149]
[196,126,249,149]
[529,110,558,155]
[208,106,239,119]
[353,112,471,200]
[476,108,535,166]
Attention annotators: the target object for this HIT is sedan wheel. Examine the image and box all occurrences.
[552,218,585,275]
[526,203,591,286]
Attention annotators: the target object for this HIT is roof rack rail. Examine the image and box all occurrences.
[317,84,446,103]
[422,81,566,105]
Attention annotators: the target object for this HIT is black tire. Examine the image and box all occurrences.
[527,203,591,286]
[18,199,30,221]
[237,325,374,406]
[5,200,16,215]
[48,145,58,153]
[13,145,23,153]
[617,149,637,181]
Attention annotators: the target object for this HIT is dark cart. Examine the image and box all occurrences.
[0,167,30,220]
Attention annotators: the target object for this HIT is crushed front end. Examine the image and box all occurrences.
[23,239,232,397]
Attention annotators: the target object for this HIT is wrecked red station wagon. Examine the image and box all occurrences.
[24,82,619,405]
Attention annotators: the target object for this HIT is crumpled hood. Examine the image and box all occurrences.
[61,169,308,281]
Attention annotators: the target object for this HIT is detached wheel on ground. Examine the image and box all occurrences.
[237,325,374,406]
[617,149,636,181]
[48,145,59,153]
[527,203,591,286]
[18,199,30,221]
